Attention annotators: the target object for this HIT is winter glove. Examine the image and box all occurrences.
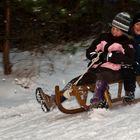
[87,51,108,66]
[87,52,100,67]
[107,51,124,64]
[133,61,140,75]
[89,52,98,60]
[99,52,108,63]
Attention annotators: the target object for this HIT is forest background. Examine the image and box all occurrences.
[1,0,140,75]
[1,0,140,51]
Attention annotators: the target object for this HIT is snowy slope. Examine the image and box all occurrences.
[0,46,140,140]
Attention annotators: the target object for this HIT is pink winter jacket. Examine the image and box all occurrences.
[86,33,135,72]
[92,41,125,70]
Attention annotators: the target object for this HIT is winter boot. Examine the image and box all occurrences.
[90,80,108,108]
[35,88,56,112]
[123,91,135,103]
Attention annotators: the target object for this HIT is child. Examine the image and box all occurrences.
[36,12,135,111]
[87,12,136,103]
[122,12,140,102]
[131,12,140,75]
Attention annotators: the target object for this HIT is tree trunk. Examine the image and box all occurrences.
[3,0,11,74]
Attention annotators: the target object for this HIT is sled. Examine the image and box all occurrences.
[36,52,140,114]
[55,75,140,114]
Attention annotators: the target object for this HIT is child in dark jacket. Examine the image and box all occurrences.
[122,12,140,102]
[36,12,135,111]
[131,12,140,75]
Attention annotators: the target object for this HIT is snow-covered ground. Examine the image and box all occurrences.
[0,44,140,140]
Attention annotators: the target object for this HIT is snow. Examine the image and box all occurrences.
[0,44,140,140]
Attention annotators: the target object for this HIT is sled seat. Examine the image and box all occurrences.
[55,75,140,114]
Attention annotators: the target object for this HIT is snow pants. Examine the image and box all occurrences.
[121,67,136,93]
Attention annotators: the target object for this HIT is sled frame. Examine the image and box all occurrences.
[55,76,140,114]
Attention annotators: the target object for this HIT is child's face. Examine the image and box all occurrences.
[133,22,140,35]
[111,26,123,37]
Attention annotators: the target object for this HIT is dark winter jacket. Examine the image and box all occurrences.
[133,35,140,75]
[86,33,135,71]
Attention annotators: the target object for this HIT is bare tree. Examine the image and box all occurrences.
[3,0,11,74]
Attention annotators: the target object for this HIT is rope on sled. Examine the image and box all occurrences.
[74,52,102,85]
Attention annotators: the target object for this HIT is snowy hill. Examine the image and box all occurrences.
[0,45,140,140]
